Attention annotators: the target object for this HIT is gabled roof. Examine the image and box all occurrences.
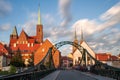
[0,42,8,54]
[18,29,28,41]
[34,39,60,65]
[80,40,95,58]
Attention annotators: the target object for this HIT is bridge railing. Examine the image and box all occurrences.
[0,69,56,80]
[90,65,120,80]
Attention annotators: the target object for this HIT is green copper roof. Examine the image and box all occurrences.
[11,26,18,36]
[38,5,42,25]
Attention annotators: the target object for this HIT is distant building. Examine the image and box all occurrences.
[68,28,95,66]
[61,56,73,68]
[0,42,11,69]
[96,53,119,62]
[96,53,120,68]
[9,6,61,68]
[96,53,111,62]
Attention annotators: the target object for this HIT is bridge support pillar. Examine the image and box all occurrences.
[85,52,88,66]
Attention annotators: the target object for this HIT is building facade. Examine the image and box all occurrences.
[96,53,120,68]
[0,42,10,69]
[68,28,95,66]
[9,6,61,68]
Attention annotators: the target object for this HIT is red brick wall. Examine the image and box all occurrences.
[36,25,43,43]
[34,39,61,68]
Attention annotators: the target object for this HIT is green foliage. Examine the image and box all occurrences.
[10,49,25,67]
[9,65,16,74]
[0,65,16,75]
[28,52,34,67]
[0,71,9,75]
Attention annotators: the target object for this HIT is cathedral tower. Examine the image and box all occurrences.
[36,5,43,43]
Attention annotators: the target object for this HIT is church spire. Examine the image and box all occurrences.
[73,27,78,53]
[11,26,18,36]
[75,26,77,40]
[10,26,18,39]
[36,4,43,43]
[81,26,84,41]
[38,4,42,25]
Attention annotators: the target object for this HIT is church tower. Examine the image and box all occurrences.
[36,5,43,43]
[73,27,78,53]
[10,26,18,39]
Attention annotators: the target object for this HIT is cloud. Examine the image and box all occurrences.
[19,12,37,35]
[72,2,120,54]
[59,0,72,27]
[0,0,12,17]
[100,2,120,21]
[19,1,120,55]
[0,23,11,31]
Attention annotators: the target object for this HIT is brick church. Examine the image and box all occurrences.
[9,6,61,68]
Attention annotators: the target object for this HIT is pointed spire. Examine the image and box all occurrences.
[81,26,84,40]
[38,4,42,25]
[74,26,77,40]
[11,26,18,36]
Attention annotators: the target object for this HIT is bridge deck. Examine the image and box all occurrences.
[41,70,115,80]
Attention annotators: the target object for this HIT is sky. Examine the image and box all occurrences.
[0,0,120,56]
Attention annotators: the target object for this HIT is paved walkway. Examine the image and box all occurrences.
[40,70,116,80]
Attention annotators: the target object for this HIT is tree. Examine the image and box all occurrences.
[9,65,16,74]
[28,52,34,67]
[10,49,25,67]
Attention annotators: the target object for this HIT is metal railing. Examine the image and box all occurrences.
[90,65,120,80]
[0,69,56,80]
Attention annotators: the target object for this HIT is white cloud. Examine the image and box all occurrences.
[43,14,55,25]
[20,12,38,35]
[59,0,72,27]
[0,0,12,17]
[0,23,11,31]
[22,19,37,36]
[72,19,99,35]
[19,1,120,55]
[72,2,120,55]
[100,2,120,21]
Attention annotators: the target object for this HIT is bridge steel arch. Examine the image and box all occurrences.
[36,41,120,70]
[35,41,97,70]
